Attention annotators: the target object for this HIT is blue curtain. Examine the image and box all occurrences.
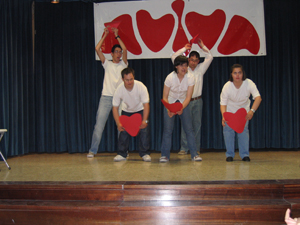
[1,0,299,158]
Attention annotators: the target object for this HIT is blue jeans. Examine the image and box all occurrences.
[160,104,198,159]
[117,110,150,158]
[89,95,113,154]
[180,98,203,153]
[223,121,249,159]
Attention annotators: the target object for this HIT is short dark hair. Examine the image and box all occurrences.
[229,64,247,81]
[111,44,122,53]
[121,67,135,79]
[174,55,188,73]
[189,51,200,60]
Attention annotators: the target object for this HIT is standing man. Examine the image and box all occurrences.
[87,27,128,158]
[112,67,151,162]
[171,40,213,155]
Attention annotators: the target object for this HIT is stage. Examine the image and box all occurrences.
[0,150,300,224]
[0,150,299,182]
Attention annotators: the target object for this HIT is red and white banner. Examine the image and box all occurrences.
[94,0,266,59]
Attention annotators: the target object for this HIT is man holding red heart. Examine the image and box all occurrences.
[112,67,151,162]
[220,64,262,162]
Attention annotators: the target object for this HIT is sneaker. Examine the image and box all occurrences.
[87,152,95,158]
[142,155,151,162]
[226,157,233,162]
[114,155,127,162]
[178,150,188,155]
[192,155,202,161]
[159,156,169,163]
[242,156,250,162]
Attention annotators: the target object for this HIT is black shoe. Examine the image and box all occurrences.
[226,157,233,162]
[242,156,250,162]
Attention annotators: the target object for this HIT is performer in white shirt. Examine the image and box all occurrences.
[87,27,128,158]
[220,64,262,162]
[171,40,213,155]
[160,55,203,162]
[112,67,151,162]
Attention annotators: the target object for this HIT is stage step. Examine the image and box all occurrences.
[0,180,299,224]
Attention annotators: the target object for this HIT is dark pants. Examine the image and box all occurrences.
[117,110,150,158]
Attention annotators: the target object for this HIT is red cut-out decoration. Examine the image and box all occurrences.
[223,108,247,133]
[119,113,142,137]
[102,15,142,55]
[185,9,226,50]
[137,10,175,53]
[161,99,183,114]
[171,0,189,52]
[218,15,260,55]
[104,21,121,33]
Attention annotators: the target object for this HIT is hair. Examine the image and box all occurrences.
[229,64,247,81]
[174,55,188,73]
[111,44,122,53]
[189,51,200,60]
[121,67,135,79]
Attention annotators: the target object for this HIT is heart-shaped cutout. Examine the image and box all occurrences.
[119,113,142,137]
[104,21,121,33]
[223,108,247,133]
[161,99,183,114]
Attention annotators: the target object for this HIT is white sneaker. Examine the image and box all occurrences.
[159,156,169,163]
[193,155,202,161]
[114,155,127,162]
[87,152,95,158]
[142,155,151,162]
[178,150,187,155]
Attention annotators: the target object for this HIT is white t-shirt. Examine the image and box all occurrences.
[171,46,213,98]
[113,80,149,113]
[164,71,195,103]
[102,60,128,96]
[220,79,261,113]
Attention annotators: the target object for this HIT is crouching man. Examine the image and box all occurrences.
[112,67,151,162]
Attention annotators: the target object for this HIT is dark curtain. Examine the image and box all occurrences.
[1,0,299,158]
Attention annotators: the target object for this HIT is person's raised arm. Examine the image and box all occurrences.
[95,28,109,64]
[171,43,191,64]
[112,27,128,65]
[198,39,213,73]
[112,106,124,132]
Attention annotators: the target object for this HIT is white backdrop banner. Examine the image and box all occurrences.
[94,0,266,59]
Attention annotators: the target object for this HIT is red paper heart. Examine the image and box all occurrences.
[218,15,260,55]
[137,10,174,53]
[161,99,183,113]
[104,21,121,33]
[119,113,142,137]
[102,15,142,55]
[185,9,226,50]
[223,108,247,133]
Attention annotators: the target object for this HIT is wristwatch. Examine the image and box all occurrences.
[144,120,149,124]
[251,109,255,113]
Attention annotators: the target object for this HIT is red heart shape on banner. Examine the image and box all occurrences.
[161,99,183,114]
[119,113,142,137]
[223,108,247,133]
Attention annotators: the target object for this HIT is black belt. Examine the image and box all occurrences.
[190,96,202,101]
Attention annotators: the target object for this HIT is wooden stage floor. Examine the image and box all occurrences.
[0,150,299,182]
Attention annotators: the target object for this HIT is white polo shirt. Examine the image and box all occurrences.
[113,80,149,113]
[220,79,261,113]
[164,71,195,103]
[102,60,128,96]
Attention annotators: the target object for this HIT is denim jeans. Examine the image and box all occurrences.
[160,103,198,159]
[180,98,203,153]
[223,121,249,159]
[117,110,150,158]
[89,95,113,154]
